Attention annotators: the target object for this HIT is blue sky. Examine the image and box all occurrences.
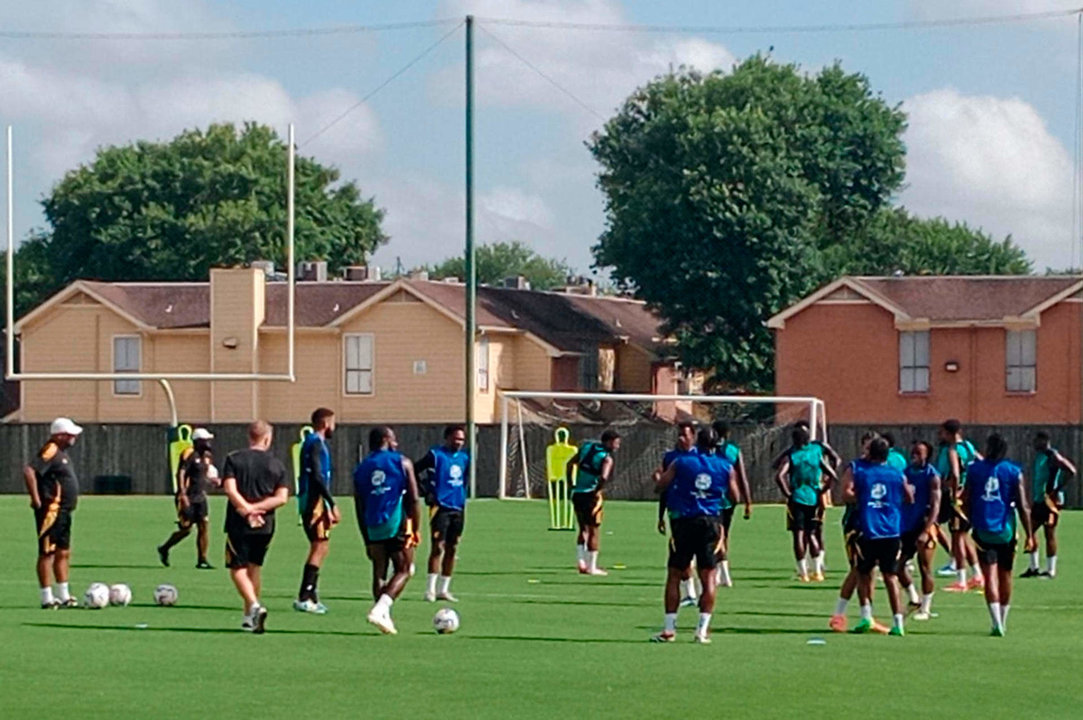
[2,0,1081,274]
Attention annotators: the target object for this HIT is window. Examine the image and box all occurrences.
[113,335,141,395]
[899,331,929,393]
[1006,329,1036,392]
[579,348,599,391]
[344,334,374,395]
[476,337,490,392]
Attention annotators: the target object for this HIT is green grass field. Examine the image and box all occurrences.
[2,496,1082,719]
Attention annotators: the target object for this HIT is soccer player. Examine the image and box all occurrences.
[652,428,737,644]
[772,420,840,569]
[936,419,984,592]
[776,425,836,582]
[222,420,291,634]
[1023,431,1076,578]
[845,437,912,637]
[898,441,942,621]
[158,428,218,569]
[416,425,470,603]
[712,420,752,587]
[963,434,1037,636]
[294,408,341,614]
[654,422,699,607]
[568,429,622,576]
[353,426,422,635]
[829,430,878,632]
[883,433,908,472]
[24,418,83,609]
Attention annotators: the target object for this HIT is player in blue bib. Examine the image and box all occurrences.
[353,426,421,636]
[1023,431,1076,578]
[294,408,341,615]
[711,420,752,588]
[962,434,1036,637]
[415,425,470,603]
[936,419,985,591]
[653,422,698,607]
[897,441,942,621]
[845,437,913,637]
[776,425,837,582]
[652,428,737,644]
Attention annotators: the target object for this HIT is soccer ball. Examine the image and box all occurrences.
[433,608,460,634]
[83,583,110,609]
[109,583,132,606]
[154,584,178,606]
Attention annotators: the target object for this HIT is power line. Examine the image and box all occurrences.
[478,7,1083,35]
[302,22,463,147]
[477,24,607,123]
[0,18,459,41]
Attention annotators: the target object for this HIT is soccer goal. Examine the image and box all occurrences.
[497,391,827,505]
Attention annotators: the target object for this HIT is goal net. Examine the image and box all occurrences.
[498,392,827,503]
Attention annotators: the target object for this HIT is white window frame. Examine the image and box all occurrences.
[343,333,375,396]
[1005,329,1037,393]
[899,330,930,394]
[477,336,490,392]
[112,334,142,396]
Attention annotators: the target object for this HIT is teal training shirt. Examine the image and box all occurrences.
[572,441,610,494]
[788,444,823,507]
[1032,449,1064,504]
[718,441,741,510]
[886,448,908,472]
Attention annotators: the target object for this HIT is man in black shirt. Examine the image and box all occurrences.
[24,418,83,609]
[222,420,290,633]
[158,428,219,569]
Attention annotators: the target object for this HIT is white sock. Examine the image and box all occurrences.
[987,602,1002,630]
[814,554,824,574]
[719,560,732,586]
[906,583,920,604]
[680,579,697,599]
[1001,604,1011,629]
[588,551,599,572]
[921,593,934,613]
[893,613,904,629]
[246,600,262,617]
[1048,556,1058,576]
[438,575,452,595]
[55,582,70,602]
[860,603,872,621]
[664,612,677,632]
[426,573,438,596]
[376,593,393,614]
[957,568,967,585]
[835,597,849,616]
[1029,551,1041,570]
[970,564,983,580]
[576,544,586,564]
[40,586,54,605]
[797,558,808,577]
[697,613,712,634]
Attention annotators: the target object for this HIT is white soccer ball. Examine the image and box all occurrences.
[109,583,132,606]
[154,584,178,606]
[433,608,460,634]
[84,583,110,609]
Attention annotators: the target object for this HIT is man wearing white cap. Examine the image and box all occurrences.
[23,418,83,608]
[158,428,219,569]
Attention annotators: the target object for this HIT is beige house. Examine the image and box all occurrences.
[12,268,684,424]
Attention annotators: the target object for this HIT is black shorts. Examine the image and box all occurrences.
[301,497,332,543]
[973,536,1017,571]
[948,506,971,533]
[572,491,604,528]
[899,527,935,562]
[937,495,954,525]
[363,517,410,555]
[787,501,821,533]
[176,498,208,529]
[668,516,722,571]
[845,529,862,568]
[720,506,736,534]
[430,507,465,545]
[225,530,272,568]
[1031,500,1060,530]
[35,507,72,556]
[856,537,901,575]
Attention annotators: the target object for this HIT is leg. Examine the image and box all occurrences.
[230,566,258,612]
[37,554,53,589]
[249,564,262,600]
[382,546,415,600]
[196,520,210,563]
[367,543,390,601]
[441,538,458,577]
[697,564,718,615]
[793,530,809,579]
[883,572,902,616]
[298,539,329,604]
[586,525,599,552]
[1045,525,1058,576]
[426,538,445,599]
[161,526,191,552]
[652,566,683,641]
[53,549,70,584]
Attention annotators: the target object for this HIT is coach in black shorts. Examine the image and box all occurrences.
[222,420,290,634]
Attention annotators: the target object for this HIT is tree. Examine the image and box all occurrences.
[427,240,575,291]
[13,122,386,316]
[589,57,908,390]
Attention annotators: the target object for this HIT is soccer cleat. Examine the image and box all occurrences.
[967,576,985,590]
[157,545,170,567]
[293,599,326,615]
[811,572,825,583]
[1039,570,1053,579]
[936,563,957,578]
[253,606,268,634]
[990,626,1005,638]
[650,630,676,643]
[851,619,873,634]
[693,632,711,645]
[58,597,78,609]
[424,591,437,603]
[367,608,398,635]
[829,614,848,633]
[577,561,589,574]
[906,602,922,616]
[888,626,905,637]
[912,610,933,621]
[588,568,609,576]
[436,592,459,603]
[313,602,328,614]
[196,559,214,570]
[241,617,255,633]
[798,574,811,584]
[679,596,698,608]
[944,581,969,593]
[40,599,60,610]
[1020,567,1041,578]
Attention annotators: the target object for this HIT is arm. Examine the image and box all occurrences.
[840,465,856,504]
[176,459,190,508]
[23,465,41,509]
[775,460,792,501]
[924,473,942,531]
[1052,450,1077,493]
[1015,473,1036,552]
[596,456,615,492]
[305,444,339,523]
[736,453,752,518]
[818,458,838,495]
[403,458,422,548]
[727,470,739,508]
[222,476,256,517]
[657,487,667,535]
[947,449,962,502]
[655,463,677,492]
[414,451,436,505]
[565,453,578,484]
[249,486,290,514]
[820,441,842,470]
[902,479,915,505]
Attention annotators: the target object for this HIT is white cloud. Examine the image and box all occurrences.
[481,186,553,227]
[901,88,1073,268]
[907,0,1081,20]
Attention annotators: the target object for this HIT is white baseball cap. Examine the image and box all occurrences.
[192,428,214,440]
[50,417,83,436]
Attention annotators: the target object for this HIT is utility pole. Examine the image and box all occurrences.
[465,15,478,499]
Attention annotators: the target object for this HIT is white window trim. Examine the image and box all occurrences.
[477,336,490,393]
[1005,329,1037,393]
[112,334,142,397]
[898,330,930,395]
[342,333,375,397]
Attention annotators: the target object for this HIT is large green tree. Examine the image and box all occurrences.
[590,57,1031,390]
[14,122,386,315]
[427,240,575,290]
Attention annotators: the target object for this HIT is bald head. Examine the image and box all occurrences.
[248,420,273,448]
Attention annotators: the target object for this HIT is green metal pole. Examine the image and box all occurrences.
[465,15,478,500]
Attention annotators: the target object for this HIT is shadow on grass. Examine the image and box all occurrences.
[631,624,822,635]
[465,634,646,645]
[23,622,366,637]
[71,563,160,570]
[512,598,647,609]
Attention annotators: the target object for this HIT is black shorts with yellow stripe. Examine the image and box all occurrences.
[225,529,272,568]
[35,504,72,556]
[668,516,722,570]
[176,497,208,530]
[786,501,822,533]
[947,504,971,533]
[572,491,604,528]
[301,495,333,543]
[430,506,465,545]
[1031,498,1060,529]
[845,528,862,568]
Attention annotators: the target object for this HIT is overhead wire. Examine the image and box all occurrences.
[0,18,460,41]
